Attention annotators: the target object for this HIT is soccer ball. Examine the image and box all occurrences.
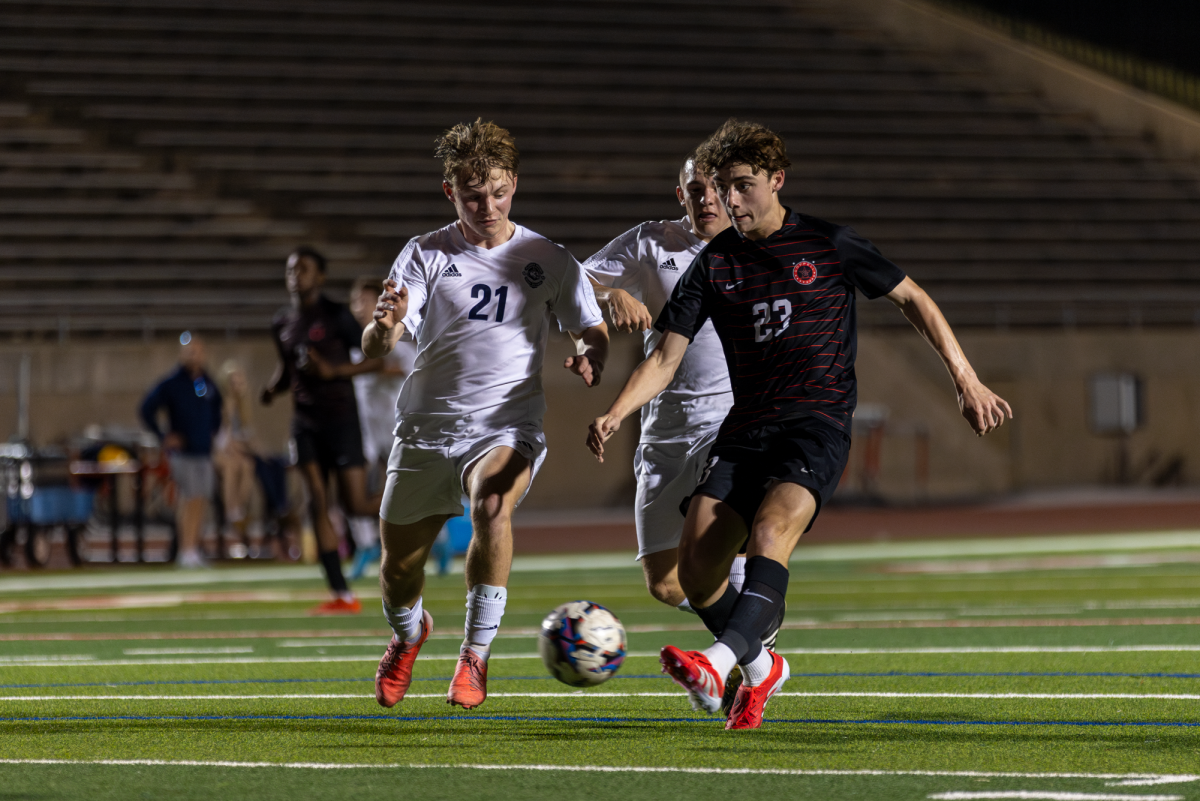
[538,600,627,687]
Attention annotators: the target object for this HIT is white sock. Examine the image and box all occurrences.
[382,597,424,644]
[740,647,775,687]
[701,642,737,680]
[729,555,746,594]
[464,584,506,661]
[677,598,696,615]
[349,516,379,549]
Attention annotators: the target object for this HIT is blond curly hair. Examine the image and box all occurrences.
[434,118,520,187]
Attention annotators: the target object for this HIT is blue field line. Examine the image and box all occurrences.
[2,713,1200,728]
[5,670,1200,691]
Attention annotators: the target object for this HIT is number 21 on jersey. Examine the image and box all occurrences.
[468,284,510,322]
[752,299,791,342]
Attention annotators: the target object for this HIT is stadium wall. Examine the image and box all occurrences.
[0,333,644,511]
[2,331,1198,506]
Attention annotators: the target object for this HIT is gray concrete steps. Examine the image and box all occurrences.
[0,0,1196,332]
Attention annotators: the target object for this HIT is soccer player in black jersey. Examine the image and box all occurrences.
[262,246,386,614]
[588,119,1012,730]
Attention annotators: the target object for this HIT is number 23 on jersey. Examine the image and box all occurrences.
[752,298,792,343]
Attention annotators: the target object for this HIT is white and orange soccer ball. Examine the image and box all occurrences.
[538,601,627,687]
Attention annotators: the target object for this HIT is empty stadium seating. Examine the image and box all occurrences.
[2,0,1200,334]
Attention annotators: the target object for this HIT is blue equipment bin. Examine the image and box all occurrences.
[445,516,473,555]
[10,487,95,525]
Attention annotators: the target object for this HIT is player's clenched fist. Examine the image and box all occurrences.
[603,288,653,334]
[564,355,603,388]
[373,279,408,330]
[587,414,621,462]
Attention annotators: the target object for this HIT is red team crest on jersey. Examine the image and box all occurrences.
[308,322,326,342]
[792,260,817,285]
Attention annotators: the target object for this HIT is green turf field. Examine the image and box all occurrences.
[3,532,1200,800]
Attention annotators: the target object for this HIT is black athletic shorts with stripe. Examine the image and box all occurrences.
[683,416,850,534]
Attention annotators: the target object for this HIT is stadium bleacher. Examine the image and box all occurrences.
[2,0,1200,334]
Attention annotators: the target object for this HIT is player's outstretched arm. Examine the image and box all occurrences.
[886,277,1013,437]
[362,279,407,359]
[564,322,610,388]
[587,331,688,462]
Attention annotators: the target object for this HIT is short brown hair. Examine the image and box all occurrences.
[434,118,520,187]
[696,119,791,176]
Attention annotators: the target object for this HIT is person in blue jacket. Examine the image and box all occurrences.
[140,332,223,568]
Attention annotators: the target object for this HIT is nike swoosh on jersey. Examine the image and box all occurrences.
[724,281,743,289]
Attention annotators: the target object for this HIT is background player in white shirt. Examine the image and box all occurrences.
[586,156,745,604]
[347,277,418,580]
[361,119,609,711]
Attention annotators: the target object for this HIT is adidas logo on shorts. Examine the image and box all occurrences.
[441,264,462,277]
[658,258,677,271]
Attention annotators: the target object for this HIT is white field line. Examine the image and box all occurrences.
[0,655,95,664]
[6,691,1200,703]
[4,529,1200,595]
[0,759,1194,785]
[122,647,253,656]
[929,794,1181,801]
[11,642,1200,668]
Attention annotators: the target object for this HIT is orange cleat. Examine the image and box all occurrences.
[309,596,362,616]
[446,647,488,709]
[659,645,724,714]
[375,609,433,708]
[725,651,790,731]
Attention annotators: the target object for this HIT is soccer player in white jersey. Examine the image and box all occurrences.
[585,159,751,599]
[347,277,418,580]
[361,119,609,710]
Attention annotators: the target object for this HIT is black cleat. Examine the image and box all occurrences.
[720,664,742,719]
[761,600,786,652]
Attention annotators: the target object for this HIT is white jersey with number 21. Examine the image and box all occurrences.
[388,221,603,445]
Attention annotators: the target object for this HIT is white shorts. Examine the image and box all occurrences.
[380,426,547,526]
[633,429,719,560]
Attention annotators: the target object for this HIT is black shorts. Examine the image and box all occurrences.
[291,411,366,474]
[685,416,851,534]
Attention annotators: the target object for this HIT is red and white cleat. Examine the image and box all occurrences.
[375,609,433,708]
[725,651,790,731]
[309,597,362,616]
[659,645,725,714]
[446,647,488,709]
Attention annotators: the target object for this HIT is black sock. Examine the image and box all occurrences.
[717,555,789,665]
[693,582,739,639]
[319,549,349,595]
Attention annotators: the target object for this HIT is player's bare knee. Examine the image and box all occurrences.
[750,516,794,553]
[470,490,511,531]
[647,578,684,606]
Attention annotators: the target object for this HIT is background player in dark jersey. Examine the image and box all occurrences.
[262,246,386,614]
[588,119,1012,730]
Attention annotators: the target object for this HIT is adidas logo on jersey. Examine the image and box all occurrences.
[441,264,462,277]
[658,258,678,271]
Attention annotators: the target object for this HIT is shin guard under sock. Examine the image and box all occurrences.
[716,555,790,665]
[318,549,350,595]
[693,582,739,640]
